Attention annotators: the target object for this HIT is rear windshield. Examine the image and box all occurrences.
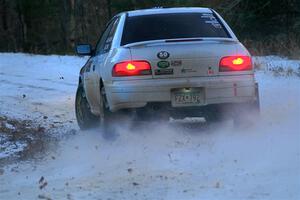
[121,13,230,45]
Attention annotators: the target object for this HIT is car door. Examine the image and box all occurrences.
[84,17,120,115]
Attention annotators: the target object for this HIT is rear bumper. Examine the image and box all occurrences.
[105,75,258,112]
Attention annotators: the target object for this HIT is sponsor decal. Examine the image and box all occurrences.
[157,51,170,59]
[155,68,173,75]
[157,61,170,68]
[181,68,197,73]
[171,60,182,66]
[207,67,215,75]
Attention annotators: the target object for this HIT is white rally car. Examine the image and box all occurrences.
[75,7,260,130]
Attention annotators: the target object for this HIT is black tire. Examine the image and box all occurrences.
[75,85,99,130]
[203,105,223,123]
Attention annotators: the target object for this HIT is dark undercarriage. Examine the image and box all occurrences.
[119,101,259,123]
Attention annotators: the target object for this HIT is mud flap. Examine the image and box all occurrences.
[255,82,260,111]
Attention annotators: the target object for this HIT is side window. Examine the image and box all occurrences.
[95,17,120,55]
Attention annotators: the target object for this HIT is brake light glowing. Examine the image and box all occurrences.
[232,57,244,65]
[126,63,136,70]
[113,61,152,77]
[219,56,252,72]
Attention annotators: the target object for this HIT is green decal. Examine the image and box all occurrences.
[157,61,170,68]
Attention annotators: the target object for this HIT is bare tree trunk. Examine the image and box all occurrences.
[16,0,27,51]
[1,0,8,31]
[106,0,111,18]
[69,0,75,48]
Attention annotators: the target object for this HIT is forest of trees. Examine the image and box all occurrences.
[0,0,299,57]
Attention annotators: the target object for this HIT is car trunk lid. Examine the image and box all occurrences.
[127,39,238,78]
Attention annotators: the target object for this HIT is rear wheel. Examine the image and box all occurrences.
[75,85,99,130]
[99,84,118,132]
[202,105,223,123]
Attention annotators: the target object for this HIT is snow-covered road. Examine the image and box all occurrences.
[0,53,299,200]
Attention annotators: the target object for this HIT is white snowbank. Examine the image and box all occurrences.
[254,56,300,76]
[0,53,87,122]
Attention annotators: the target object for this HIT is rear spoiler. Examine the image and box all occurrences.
[123,37,238,48]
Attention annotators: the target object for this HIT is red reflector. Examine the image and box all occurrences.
[112,61,152,77]
[219,56,252,72]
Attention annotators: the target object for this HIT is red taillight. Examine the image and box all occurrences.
[112,60,152,77]
[219,56,252,72]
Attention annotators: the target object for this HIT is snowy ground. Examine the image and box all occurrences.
[0,53,299,200]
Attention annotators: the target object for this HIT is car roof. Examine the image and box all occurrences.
[126,7,212,17]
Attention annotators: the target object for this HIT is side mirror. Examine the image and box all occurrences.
[76,44,92,56]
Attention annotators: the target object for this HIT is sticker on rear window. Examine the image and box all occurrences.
[201,14,222,28]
